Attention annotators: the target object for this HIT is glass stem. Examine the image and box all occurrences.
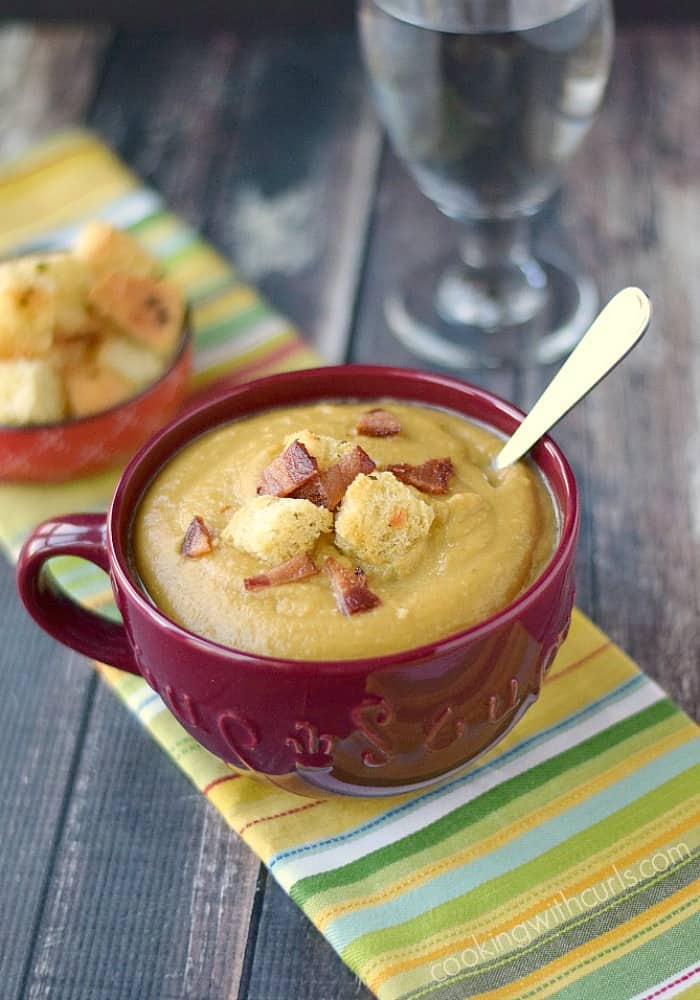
[436,216,549,331]
[458,217,532,269]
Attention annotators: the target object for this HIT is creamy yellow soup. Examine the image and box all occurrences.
[133,401,557,659]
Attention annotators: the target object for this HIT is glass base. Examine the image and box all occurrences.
[385,254,598,369]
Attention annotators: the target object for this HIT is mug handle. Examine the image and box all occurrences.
[16,512,140,675]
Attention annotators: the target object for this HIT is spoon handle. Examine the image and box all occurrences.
[492,287,652,473]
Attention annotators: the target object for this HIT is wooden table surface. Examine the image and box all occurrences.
[1,20,698,1000]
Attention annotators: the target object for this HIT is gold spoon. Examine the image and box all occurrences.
[492,287,652,473]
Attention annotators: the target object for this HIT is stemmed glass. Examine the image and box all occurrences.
[358,0,615,367]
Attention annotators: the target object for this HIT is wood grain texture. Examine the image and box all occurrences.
[241,874,372,1000]
[21,683,260,1000]
[200,30,382,364]
[544,26,700,719]
[0,23,109,1000]
[0,564,96,997]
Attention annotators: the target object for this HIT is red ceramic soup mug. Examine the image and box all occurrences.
[16,366,579,797]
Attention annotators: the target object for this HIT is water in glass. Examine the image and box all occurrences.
[359,0,613,222]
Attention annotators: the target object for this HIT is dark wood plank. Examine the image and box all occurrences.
[0,563,97,997]
[21,682,260,1000]
[241,875,372,1000]
[518,26,700,721]
[201,30,382,363]
[0,24,110,1000]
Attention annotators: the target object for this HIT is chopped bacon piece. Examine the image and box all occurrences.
[356,408,402,437]
[181,516,213,558]
[257,440,318,497]
[293,446,376,511]
[386,457,454,495]
[325,558,381,616]
[244,552,319,591]
[323,446,376,510]
[292,474,327,507]
[318,465,352,512]
[345,444,377,477]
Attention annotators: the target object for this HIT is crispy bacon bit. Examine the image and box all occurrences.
[316,466,351,512]
[293,446,376,512]
[388,508,408,528]
[324,446,376,510]
[325,558,381,616]
[356,408,402,437]
[386,457,454,495]
[244,552,319,591]
[292,474,327,507]
[257,440,318,497]
[181,516,213,558]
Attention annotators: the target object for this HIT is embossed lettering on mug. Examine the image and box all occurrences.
[351,696,395,767]
[286,722,335,768]
[218,711,260,769]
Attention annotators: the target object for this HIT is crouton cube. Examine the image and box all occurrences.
[28,253,92,335]
[282,429,355,470]
[334,471,434,569]
[0,359,65,424]
[52,334,98,373]
[89,273,184,357]
[222,495,333,565]
[0,260,56,358]
[64,364,135,418]
[96,335,165,386]
[75,222,160,282]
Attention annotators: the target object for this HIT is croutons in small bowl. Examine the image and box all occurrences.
[0,223,192,482]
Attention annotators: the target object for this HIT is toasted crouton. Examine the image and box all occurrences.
[52,333,98,374]
[335,471,434,569]
[222,495,333,565]
[0,260,55,358]
[64,364,135,418]
[88,273,184,357]
[75,222,160,282]
[0,359,65,424]
[30,253,92,335]
[96,335,165,386]
[282,430,355,470]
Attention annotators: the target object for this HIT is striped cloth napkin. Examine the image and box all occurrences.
[1,132,699,1000]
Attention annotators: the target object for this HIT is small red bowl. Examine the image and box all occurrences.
[16,366,579,797]
[0,323,192,483]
